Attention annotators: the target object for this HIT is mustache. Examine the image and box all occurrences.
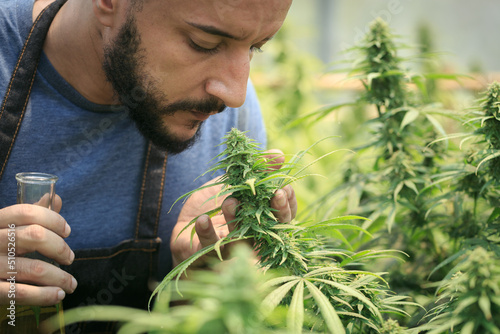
[162,98,227,115]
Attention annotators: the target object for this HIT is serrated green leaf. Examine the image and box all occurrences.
[477,150,500,173]
[479,292,492,320]
[287,280,304,334]
[400,109,420,130]
[262,279,299,314]
[304,280,345,334]
[311,278,383,322]
[461,321,475,334]
[425,113,447,138]
[298,215,370,228]
[428,249,467,279]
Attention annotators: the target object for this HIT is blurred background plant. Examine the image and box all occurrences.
[251,8,500,333]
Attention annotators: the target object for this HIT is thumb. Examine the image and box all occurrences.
[263,149,285,171]
[195,215,219,249]
[52,194,62,213]
[221,197,239,232]
[34,194,62,213]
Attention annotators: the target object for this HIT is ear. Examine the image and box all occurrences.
[93,0,119,27]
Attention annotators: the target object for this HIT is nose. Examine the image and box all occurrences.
[205,50,250,108]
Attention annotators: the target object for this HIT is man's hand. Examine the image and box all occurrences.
[0,196,77,306]
[170,149,297,267]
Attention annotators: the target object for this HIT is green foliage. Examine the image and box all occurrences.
[357,18,407,112]
[257,16,500,334]
[473,82,500,181]
[152,128,415,333]
[251,22,321,139]
[45,245,287,334]
[157,246,279,334]
[413,81,500,333]
[420,247,500,334]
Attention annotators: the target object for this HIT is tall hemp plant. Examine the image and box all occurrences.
[423,82,500,247]
[416,82,500,333]
[298,18,457,296]
[152,128,416,334]
[299,18,500,332]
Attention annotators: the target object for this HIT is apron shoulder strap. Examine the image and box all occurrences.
[0,0,67,181]
[135,142,168,239]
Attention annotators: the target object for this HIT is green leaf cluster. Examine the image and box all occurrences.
[420,247,500,334]
[271,17,500,333]
[150,128,415,333]
[45,245,285,334]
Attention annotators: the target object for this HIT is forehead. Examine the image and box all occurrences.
[140,0,292,39]
[192,0,291,22]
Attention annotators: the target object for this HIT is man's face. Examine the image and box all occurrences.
[102,0,291,153]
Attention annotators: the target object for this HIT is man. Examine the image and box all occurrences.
[0,0,295,330]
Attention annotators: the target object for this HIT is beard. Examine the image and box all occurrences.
[101,13,226,154]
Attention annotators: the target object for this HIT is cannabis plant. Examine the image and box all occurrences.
[418,247,500,334]
[410,82,500,334]
[44,245,287,334]
[299,18,451,232]
[153,128,416,333]
[472,81,500,184]
[281,17,479,328]
[425,82,500,245]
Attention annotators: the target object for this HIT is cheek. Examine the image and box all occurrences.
[141,40,211,98]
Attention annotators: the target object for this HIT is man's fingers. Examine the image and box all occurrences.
[52,194,62,213]
[33,193,62,212]
[0,225,75,265]
[263,149,285,170]
[271,185,297,223]
[195,215,219,249]
[0,282,66,306]
[0,204,70,238]
[283,185,297,219]
[271,189,291,222]
[0,256,77,294]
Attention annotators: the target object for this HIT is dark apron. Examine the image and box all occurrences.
[0,1,166,333]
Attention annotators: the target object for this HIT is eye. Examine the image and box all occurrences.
[250,45,264,54]
[188,39,221,55]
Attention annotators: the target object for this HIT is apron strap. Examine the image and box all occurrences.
[0,0,68,182]
[134,142,168,239]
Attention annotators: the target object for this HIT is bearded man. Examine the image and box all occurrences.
[0,0,295,332]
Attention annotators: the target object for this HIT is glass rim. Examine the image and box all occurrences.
[16,172,58,184]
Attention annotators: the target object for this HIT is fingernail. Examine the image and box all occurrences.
[58,290,66,301]
[69,250,75,263]
[227,199,238,216]
[199,215,209,230]
[71,277,78,291]
[277,190,286,207]
[64,223,71,237]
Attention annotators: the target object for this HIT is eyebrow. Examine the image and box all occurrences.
[186,21,273,43]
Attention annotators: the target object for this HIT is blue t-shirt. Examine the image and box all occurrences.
[0,0,267,278]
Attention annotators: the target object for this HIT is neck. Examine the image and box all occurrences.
[37,0,118,105]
